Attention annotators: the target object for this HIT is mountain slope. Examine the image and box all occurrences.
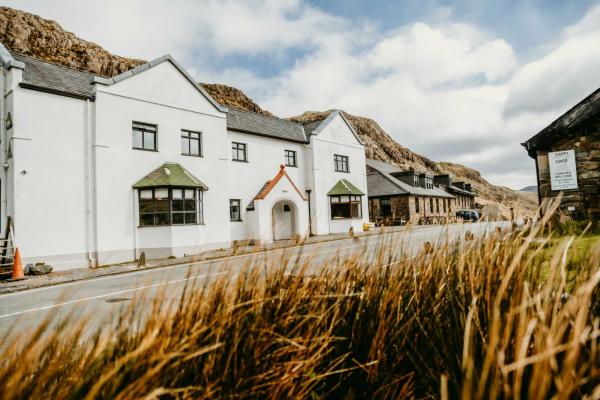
[0,6,536,219]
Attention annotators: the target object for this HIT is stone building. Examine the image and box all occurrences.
[433,175,476,211]
[366,159,455,225]
[522,87,600,220]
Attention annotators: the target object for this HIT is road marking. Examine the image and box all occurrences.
[0,229,413,299]
[0,222,504,300]
[0,271,228,319]
[0,222,505,319]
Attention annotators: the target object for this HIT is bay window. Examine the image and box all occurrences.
[330,195,362,219]
[139,188,203,226]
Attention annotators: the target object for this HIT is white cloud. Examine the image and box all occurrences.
[4,1,600,189]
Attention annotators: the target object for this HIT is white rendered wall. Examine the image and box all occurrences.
[227,131,307,241]
[309,114,369,235]
[10,87,90,270]
[94,73,231,265]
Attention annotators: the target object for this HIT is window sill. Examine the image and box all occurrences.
[132,147,159,152]
[182,153,203,158]
[334,170,350,173]
[330,217,362,220]
[137,223,205,228]
[232,159,249,163]
[285,164,298,168]
[230,219,243,222]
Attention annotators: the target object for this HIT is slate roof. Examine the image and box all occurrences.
[327,179,365,196]
[446,184,475,197]
[11,53,95,99]
[227,108,307,143]
[302,119,324,136]
[366,159,454,198]
[133,163,208,189]
[522,85,600,158]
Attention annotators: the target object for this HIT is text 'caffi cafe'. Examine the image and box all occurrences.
[522,86,600,221]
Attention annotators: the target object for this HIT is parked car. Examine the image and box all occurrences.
[456,210,479,222]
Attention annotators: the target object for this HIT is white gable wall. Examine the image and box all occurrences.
[309,114,369,235]
[99,61,222,118]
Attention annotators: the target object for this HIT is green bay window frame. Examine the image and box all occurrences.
[138,187,204,226]
[181,130,202,157]
[132,121,158,151]
[330,195,362,219]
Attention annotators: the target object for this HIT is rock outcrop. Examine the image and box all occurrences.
[0,6,145,77]
[0,6,537,219]
[201,84,272,116]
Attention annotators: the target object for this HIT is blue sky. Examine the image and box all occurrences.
[5,0,600,189]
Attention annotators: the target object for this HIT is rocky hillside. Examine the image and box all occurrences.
[290,111,437,172]
[0,6,537,219]
[201,84,272,116]
[0,6,144,77]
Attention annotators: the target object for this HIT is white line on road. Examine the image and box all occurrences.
[0,223,497,320]
[0,271,228,319]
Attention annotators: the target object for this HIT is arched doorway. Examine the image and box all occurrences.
[272,200,297,240]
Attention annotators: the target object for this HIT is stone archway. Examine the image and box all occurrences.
[272,200,297,241]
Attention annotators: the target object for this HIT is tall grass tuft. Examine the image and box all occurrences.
[0,219,599,399]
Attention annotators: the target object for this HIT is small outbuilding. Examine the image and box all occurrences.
[522,87,600,220]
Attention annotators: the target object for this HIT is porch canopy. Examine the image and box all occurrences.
[133,162,208,189]
[327,179,364,196]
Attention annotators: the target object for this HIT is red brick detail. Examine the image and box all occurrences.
[254,166,307,201]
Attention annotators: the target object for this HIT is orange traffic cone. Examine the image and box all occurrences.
[12,247,25,280]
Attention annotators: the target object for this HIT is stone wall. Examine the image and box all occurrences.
[536,129,600,219]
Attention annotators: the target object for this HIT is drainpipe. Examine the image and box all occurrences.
[0,67,6,227]
[306,189,313,236]
[84,99,95,267]
[132,190,138,260]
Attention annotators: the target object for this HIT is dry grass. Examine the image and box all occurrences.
[0,217,599,399]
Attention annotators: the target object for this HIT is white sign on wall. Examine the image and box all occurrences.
[548,149,578,191]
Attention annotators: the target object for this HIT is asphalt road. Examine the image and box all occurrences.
[0,222,508,340]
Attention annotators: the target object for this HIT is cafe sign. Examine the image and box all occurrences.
[549,150,578,191]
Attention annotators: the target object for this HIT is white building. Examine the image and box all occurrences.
[0,45,369,271]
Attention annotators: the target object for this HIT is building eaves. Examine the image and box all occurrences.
[446,185,475,197]
[11,52,95,100]
[93,54,227,113]
[0,42,24,69]
[522,85,600,158]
